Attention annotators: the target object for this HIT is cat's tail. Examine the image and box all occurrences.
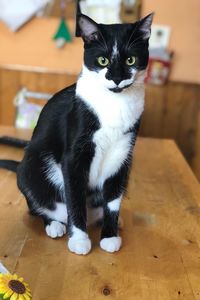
[0,160,19,172]
[0,136,28,172]
[0,136,28,148]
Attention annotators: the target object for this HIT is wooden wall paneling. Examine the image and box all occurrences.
[19,71,77,94]
[191,93,200,181]
[175,84,199,162]
[0,70,2,124]
[19,71,77,106]
[161,83,183,139]
[0,69,78,126]
[0,69,20,126]
[140,85,166,137]
[140,82,200,180]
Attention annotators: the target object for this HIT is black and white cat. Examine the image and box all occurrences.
[0,13,153,255]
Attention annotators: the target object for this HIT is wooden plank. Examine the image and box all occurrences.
[140,82,200,181]
[0,69,77,125]
[0,69,20,126]
[0,127,200,299]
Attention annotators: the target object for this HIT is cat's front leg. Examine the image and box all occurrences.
[67,195,92,255]
[100,195,122,253]
[100,165,129,253]
[68,225,91,255]
[65,165,91,255]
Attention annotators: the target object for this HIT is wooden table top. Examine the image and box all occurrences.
[0,126,200,299]
[0,18,83,75]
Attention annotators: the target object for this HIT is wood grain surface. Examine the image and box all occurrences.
[141,82,200,181]
[0,69,77,126]
[0,126,200,299]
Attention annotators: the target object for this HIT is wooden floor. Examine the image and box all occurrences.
[0,127,200,299]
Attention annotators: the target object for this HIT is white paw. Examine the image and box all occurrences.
[45,221,66,238]
[68,237,91,255]
[100,237,122,253]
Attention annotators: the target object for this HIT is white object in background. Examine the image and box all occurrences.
[14,88,52,129]
[80,0,122,24]
[149,24,171,49]
[0,262,9,274]
[123,0,136,6]
[0,0,52,31]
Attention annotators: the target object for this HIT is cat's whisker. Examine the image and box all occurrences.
[127,35,146,49]
[125,22,140,50]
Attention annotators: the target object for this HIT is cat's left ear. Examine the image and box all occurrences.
[76,14,100,43]
[138,13,154,40]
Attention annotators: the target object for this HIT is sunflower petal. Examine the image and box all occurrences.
[3,289,13,299]
[23,294,31,300]
[26,291,32,298]
[0,283,7,289]
[0,287,9,294]
[10,293,18,300]
[18,295,25,300]
[26,290,32,296]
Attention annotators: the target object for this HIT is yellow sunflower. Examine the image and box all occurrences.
[0,273,31,300]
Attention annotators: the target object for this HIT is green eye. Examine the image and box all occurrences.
[97,56,109,67]
[126,56,136,66]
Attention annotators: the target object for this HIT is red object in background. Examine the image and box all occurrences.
[145,49,173,85]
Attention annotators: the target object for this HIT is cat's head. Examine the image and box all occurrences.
[77,13,153,93]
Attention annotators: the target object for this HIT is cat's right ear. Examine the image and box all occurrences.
[76,14,100,43]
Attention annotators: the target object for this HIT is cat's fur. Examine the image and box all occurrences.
[0,13,153,255]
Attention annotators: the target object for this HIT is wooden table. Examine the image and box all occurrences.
[0,126,200,299]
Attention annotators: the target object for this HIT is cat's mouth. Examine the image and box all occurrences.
[109,87,123,93]
[109,82,133,93]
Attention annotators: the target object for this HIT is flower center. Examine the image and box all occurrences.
[8,280,26,294]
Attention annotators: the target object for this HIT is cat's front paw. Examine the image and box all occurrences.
[45,221,66,238]
[100,237,122,253]
[68,237,91,255]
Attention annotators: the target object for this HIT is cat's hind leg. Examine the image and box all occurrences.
[17,153,68,239]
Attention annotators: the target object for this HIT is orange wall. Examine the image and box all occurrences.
[142,0,200,84]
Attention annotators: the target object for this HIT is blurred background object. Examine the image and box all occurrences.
[14,88,52,129]
[53,0,72,48]
[79,0,121,24]
[0,0,53,31]
[120,0,141,23]
[0,0,200,182]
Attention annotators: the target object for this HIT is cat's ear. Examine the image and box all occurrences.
[138,13,154,40]
[76,14,100,43]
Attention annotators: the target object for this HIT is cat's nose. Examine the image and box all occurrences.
[113,78,121,86]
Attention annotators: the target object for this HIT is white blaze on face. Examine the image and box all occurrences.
[111,40,119,61]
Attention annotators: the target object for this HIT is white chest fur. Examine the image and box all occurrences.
[88,128,132,189]
[76,66,145,189]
